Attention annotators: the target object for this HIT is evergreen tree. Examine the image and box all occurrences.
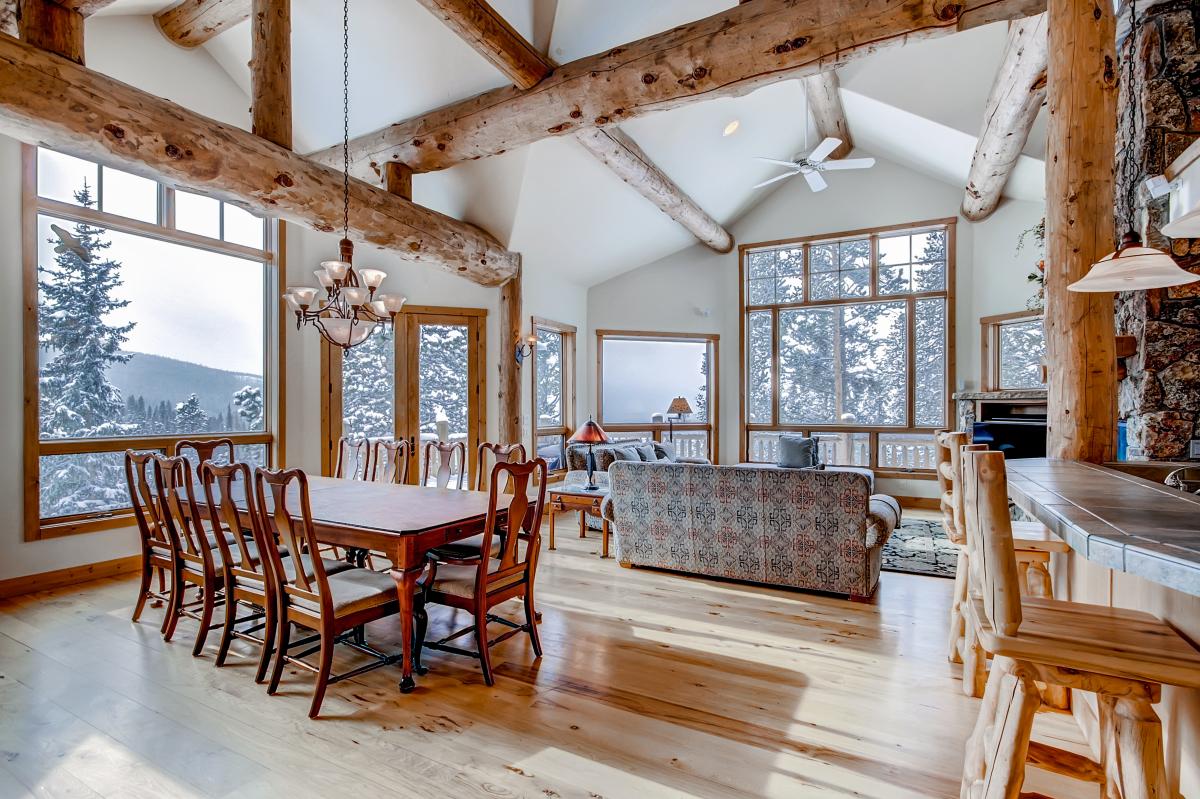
[224,404,235,432]
[693,350,709,423]
[534,328,562,427]
[417,325,468,438]
[233,384,265,431]
[342,330,393,439]
[174,393,210,433]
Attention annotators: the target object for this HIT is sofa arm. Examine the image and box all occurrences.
[677,456,711,464]
[600,495,616,524]
[866,494,902,548]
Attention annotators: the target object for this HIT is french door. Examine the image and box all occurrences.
[322,306,487,485]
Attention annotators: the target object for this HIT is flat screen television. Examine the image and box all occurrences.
[971,420,1047,459]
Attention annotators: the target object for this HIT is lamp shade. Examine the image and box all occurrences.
[667,396,693,415]
[569,417,609,445]
[1069,232,1200,292]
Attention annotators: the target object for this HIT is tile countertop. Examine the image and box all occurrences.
[1006,458,1200,596]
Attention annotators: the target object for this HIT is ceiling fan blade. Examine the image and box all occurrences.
[821,157,876,171]
[753,171,799,189]
[807,137,842,164]
[803,170,828,192]
[755,157,802,168]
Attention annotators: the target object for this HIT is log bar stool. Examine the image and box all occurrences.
[958,449,1200,799]
[935,432,1068,691]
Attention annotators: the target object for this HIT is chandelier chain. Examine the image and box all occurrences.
[1121,0,1139,236]
[342,0,350,241]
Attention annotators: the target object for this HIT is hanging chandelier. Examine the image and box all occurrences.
[281,0,405,349]
[1070,0,1199,294]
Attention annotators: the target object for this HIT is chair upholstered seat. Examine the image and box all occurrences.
[426,558,524,599]
[430,533,502,561]
[185,540,258,574]
[292,567,399,617]
[282,553,355,582]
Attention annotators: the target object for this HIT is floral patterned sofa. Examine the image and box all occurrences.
[600,460,901,600]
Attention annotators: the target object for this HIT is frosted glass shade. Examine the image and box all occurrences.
[368,300,388,316]
[342,287,368,306]
[287,286,318,306]
[377,293,407,313]
[358,268,386,290]
[1161,207,1200,239]
[322,318,375,348]
[321,259,351,281]
[1069,246,1200,292]
[314,270,333,289]
[281,293,301,312]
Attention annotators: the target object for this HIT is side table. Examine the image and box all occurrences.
[548,486,610,558]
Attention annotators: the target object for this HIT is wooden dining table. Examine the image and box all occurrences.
[223,475,511,693]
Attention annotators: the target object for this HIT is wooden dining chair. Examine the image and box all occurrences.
[421,440,466,489]
[152,453,228,657]
[958,448,1200,799]
[126,450,173,632]
[333,436,372,481]
[199,461,279,682]
[474,442,526,491]
[425,442,527,563]
[174,438,236,466]
[935,431,1068,694]
[415,458,548,686]
[254,467,404,718]
[370,439,410,484]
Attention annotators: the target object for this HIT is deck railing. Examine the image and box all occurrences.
[747,431,936,472]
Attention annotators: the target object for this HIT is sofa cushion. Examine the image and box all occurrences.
[777,435,820,468]
[634,443,658,462]
[651,441,677,461]
[610,446,641,463]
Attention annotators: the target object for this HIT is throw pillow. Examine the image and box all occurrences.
[652,441,677,461]
[777,435,820,469]
[611,446,641,462]
[635,443,657,462]
[594,447,619,472]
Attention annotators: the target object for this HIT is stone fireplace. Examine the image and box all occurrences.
[1114,0,1200,460]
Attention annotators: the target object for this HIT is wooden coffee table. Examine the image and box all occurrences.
[548,485,610,558]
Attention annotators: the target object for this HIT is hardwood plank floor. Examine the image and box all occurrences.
[0,520,1098,798]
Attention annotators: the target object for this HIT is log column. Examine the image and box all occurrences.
[1043,0,1118,463]
[498,262,522,447]
[17,0,83,62]
[250,0,290,149]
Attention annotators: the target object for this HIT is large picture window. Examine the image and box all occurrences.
[531,317,576,473]
[596,330,719,462]
[24,147,278,539]
[740,219,955,475]
[980,311,1045,391]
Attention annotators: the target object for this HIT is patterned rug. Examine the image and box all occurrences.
[882,519,958,579]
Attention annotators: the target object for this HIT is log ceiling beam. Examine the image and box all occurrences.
[962,13,1047,221]
[0,33,518,284]
[417,0,733,251]
[413,0,551,90]
[575,127,732,252]
[802,71,852,160]
[154,0,249,48]
[311,0,1046,180]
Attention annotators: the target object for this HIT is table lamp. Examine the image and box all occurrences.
[569,417,609,491]
[667,396,692,443]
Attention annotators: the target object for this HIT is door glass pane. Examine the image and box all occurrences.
[223,204,266,250]
[535,328,564,429]
[600,338,710,425]
[175,191,221,239]
[418,324,469,486]
[37,149,99,207]
[778,308,836,425]
[100,166,158,223]
[342,327,394,440]
[37,213,266,441]
[747,311,773,424]
[999,319,1045,389]
[915,298,946,426]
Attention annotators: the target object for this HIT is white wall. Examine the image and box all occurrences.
[586,155,1044,499]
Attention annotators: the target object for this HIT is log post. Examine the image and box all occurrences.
[250,0,290,149]
[802,72,852,160]
[384,161,413,200]
[17,0,82,62]
[1043,0,1117,463]
[498,261,522,447]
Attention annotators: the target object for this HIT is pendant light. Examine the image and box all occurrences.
[1069,0,1200,293]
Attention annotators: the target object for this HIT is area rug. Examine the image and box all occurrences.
[882,519,958,579]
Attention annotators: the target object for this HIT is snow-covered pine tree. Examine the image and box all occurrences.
[37,184,136,516]
[173,394,210,433]
[417,325,468,439]
[233,385,264,431]
[534,328,562,428]
[342,329,393,439]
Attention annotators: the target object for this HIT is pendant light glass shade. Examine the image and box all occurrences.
[1068,232,1200,292]
[1160,207,1200,239]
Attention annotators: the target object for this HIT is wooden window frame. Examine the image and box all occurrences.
[980,309,1045,392]
[738,217,957,480]
[22,144,282,541]
[530,316,577,475]
[595,329,720,463]
[320,305,488,482]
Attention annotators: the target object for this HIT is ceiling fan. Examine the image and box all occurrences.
[754,137,875,192]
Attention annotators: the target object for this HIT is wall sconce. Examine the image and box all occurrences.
[514,333,538,366]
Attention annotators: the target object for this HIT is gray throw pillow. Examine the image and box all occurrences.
[611,446,641,463]
[777,435,819,468]
[652,441,677,461]
[634,443,657,462]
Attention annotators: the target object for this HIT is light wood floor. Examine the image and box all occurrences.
[0,517,1099,798]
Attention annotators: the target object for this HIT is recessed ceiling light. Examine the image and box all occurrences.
[723,120,740,137]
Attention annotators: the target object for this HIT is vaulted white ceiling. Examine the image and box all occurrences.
[95,0,1046,287]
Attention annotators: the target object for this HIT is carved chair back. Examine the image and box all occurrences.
[152,454,218,577]
[252,467,331,613]
[126,449,172,557]
[199,461,268,583]
[475,442,527,491]
[471,458,547,598]
[961,449,1023,636]
[371,439,410,485]
[334,436,372,481]
[422,440,466,489]
[174,438,236,468]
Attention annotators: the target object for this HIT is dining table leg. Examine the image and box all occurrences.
[390,562,425,693]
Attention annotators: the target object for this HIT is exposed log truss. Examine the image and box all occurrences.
[155,0,249,48]
[802,71,852,160]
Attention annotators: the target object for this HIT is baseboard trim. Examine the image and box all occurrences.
[895,495,939,510]
[0,555,141,600]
